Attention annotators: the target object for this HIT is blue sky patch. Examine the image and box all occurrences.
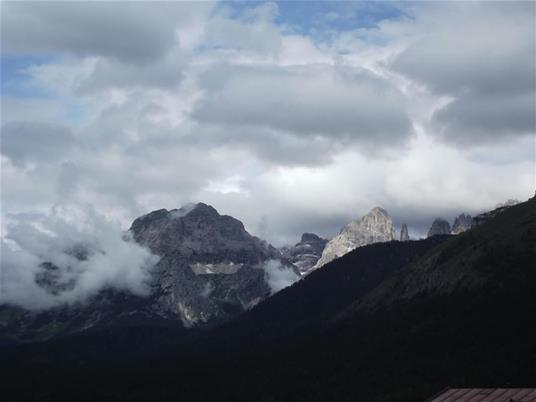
[1,54,56,99]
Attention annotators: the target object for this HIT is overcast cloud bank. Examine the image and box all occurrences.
[1,1,534,250]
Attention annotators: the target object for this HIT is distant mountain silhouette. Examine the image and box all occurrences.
[2,196,535,402]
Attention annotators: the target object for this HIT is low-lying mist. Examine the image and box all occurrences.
[263,259,300,294]
[1,203,159,310]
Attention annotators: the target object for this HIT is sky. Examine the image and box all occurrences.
[1,0,535,250]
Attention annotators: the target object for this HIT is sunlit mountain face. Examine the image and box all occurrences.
[1,2,535,402]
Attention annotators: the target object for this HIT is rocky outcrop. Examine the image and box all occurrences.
[281,233,327,275]
[400,224,410,241]
[314,207,396,269]
[451,214,472,234]
[427,218,451,237]
[131,203,279,268]
[129,202,293,327]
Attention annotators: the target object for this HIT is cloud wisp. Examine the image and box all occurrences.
[1,203,159,310]
[263,259,300,294]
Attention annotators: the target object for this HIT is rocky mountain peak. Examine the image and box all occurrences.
[400,224,410,241]
[314,207,396,269]
[360,207,391,229]
[451,213,472,234]
[178,202,219,219]
[300,232,322,243]
[282,232,328,275]
[427,218,451,237]
[130,203,256,259]
[126,203,291,326]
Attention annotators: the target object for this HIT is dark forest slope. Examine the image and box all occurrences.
[2,197,535,402]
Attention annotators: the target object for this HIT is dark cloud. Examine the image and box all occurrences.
[392,1,535,143]
[1,121,76,167]
[1,1,212,62]
[193,64,412,146]
[433,92,535,145]
[76,50,188,93]
[181,124,336,167]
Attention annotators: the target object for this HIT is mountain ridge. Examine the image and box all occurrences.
[1,196,535,402]
[314,206,396,269]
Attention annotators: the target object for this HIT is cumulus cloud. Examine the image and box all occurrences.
[1,1,214,62]
[74,50,188,94]
[432,91,535,145]
[1,121,77,167]
[0,204,159,310]
[0,1,533,267]
[193,64,412,146]
[263,259,300,294]
[204,2,282,56]
[391,1,535,143]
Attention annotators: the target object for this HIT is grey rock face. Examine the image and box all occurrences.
[451,214,473,234]
[129,202,289,327]
[400,224,410,241]
[281,233,327,275]
[314,207,396,269]
[131,203,278,267]
[427,218,451,237]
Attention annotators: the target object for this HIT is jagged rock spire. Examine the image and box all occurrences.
[400,224,410,241]
[314,207,395,269]
[281,233,328,276]
[427,218,451,237]
[452,214,472,234]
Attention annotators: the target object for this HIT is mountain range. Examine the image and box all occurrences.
[0,199,521,344]
[1,202,299,343]
[1,195,534,402]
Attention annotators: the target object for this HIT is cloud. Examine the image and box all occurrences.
[1,2,214,62]
[391,1,535,143]
[1,203,159,310]
[1,121,77,167]
[0,1,533,272]
[193,64,412,147]
[433,92,535,145]
[263,259,300,294]
[392,2,534,96]
[204,2,282,56]
[75,50,188,93]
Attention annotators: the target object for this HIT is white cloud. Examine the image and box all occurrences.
[263,259,300,294]
[1,121,77,167]
[1,203,159,310]
[193,64,412,145]
[1,1,533,266]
